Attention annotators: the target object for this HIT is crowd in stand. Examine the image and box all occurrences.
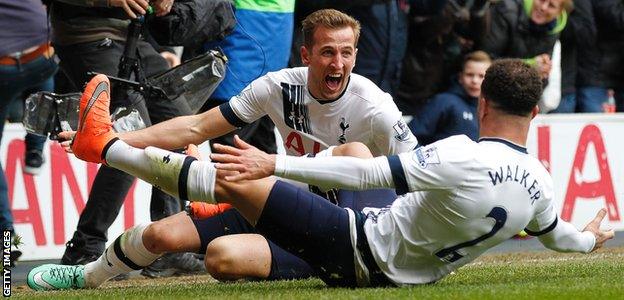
[288,0,624,144]
[398,0,624,117]
[0,0,623,276]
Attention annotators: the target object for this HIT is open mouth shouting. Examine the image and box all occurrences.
[325,73,344,93]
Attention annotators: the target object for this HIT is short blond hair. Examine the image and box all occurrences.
[301,9,361,49]
[463,50,492,69]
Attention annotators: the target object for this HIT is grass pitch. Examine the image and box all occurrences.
[13,246,624,299]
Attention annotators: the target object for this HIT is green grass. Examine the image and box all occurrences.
[13,247,624,299]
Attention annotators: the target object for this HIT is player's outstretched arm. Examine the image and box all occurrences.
[59,107,237,152]
[212,136,396,191]
[537,208,614,253]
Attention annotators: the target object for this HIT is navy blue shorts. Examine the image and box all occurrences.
[256,180,365,287]
[192,184,396,283]
[336,189,396,211]
[192,209,314,280]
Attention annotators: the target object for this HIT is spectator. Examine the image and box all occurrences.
[397,0,491,114]
[197,0,295,155]
[1,0,58,219]
[0,1,55,176]
[408,51,491,145]
[592,0,624,112]
[0,0,58,258]
[49,0,203,275]
[290,1,448,98]
[479,0,570,80]
[553,0,604,113]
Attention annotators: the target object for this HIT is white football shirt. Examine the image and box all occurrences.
[362,135,589,284]
[274,135,595,286]
[225,67,417,156]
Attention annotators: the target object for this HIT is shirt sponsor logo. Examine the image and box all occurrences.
[281,82,311,134]
[413,146,440,168]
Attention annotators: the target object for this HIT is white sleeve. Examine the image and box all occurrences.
[525,175,595,253]
[536,218,595,253]
[275,136,474,194]
[371,96,419,155]
[228,75,275,123]
[274,155,394,191]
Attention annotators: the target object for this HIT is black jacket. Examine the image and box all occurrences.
[592,0,624,88]
[51,0,235,48]
[290,1,446,97]
[479,0,564,60]
[148,0,235,49]
[395,0,489,114]
[560,0,600,94]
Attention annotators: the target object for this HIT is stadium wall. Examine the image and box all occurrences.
[3,113,624,260]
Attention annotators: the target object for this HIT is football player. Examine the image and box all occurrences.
[29,59,613,289]
[28,9,418,290]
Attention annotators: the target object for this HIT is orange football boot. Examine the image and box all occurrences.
[71,74,118,164]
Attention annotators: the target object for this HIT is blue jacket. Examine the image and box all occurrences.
[206,0,295,102]
[408,81,478,145]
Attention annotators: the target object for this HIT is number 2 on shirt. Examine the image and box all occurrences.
[435,207,508,263]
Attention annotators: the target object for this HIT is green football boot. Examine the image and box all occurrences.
[27,264,86,291]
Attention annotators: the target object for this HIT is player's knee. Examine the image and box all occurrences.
[204,238,239,281]
[333,142,372,158]
[142,221,179,254]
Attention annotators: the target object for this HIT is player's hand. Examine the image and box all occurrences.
[534,53,552,79]
[211,135,276,181]
[152,0,174,17]
[57,131,76,153]
[187,143,238,178]
[109,0,149,19]
[583,208,615,252]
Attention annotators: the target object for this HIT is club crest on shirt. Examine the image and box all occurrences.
[393,120,410,141]
[413,146,440,168]
[338,117,349,144]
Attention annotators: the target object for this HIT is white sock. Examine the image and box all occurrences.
[104,140,152,178]
[104,141,198,200]
[187,161,217,203]
[83,223,161,288]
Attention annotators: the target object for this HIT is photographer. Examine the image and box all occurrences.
[49,0,203,276]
